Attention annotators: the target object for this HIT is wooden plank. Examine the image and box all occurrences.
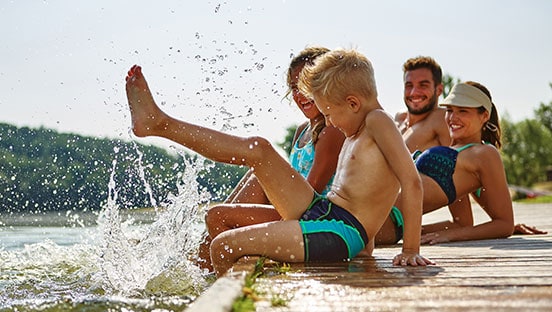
[227,202,552,311]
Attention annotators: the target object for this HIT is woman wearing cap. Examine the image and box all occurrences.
[375,81,514,246]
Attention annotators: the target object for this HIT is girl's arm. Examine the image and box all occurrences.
[307,126,345,193]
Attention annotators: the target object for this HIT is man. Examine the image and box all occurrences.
[373,56,451,245]
[395,56,451,152]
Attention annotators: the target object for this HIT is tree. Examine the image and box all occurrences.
[441,73,461,99]
[534,82,552,133]
[501,115,552,187]
[0,123,246,212]
[277,125,297,157]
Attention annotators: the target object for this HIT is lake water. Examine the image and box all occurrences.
[0,160,216,311]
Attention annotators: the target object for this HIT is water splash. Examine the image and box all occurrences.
[0,153,215,310]
[95,155,212,296]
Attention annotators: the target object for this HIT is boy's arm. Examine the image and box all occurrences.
[370,111,433,266]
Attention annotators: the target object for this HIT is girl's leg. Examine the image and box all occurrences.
[126,65,314,220]
[209,220,304,277]
[226,172,270,204]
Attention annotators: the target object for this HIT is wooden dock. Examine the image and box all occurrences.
[190,202,552,311]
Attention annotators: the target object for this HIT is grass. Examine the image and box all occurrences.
[231,257,292,312]
[516,195,552,204]
[231,257,266,312]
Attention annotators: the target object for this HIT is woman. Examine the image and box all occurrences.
[379,81,514,245]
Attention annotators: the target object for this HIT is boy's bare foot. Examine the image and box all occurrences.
[125,65,168,137]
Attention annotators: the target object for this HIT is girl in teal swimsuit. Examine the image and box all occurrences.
[199,47,345,270]
[378,81,515,245]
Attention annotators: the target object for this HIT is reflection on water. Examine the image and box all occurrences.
[0,157,214,311]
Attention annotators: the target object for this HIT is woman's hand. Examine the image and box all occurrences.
[513,223,548,235]
[393,252,435,266]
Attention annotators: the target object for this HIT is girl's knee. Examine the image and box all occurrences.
[205,205,229,237]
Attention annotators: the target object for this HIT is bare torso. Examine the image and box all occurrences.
[328,112,401,240]
[396,108,450,152]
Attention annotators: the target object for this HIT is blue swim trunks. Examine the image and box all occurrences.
[299,194,369,262]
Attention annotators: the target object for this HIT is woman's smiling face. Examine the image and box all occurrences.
[444,105,489,141]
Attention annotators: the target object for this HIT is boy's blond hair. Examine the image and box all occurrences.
[299,48,377,105]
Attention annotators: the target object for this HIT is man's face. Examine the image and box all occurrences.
[403,68,440,115]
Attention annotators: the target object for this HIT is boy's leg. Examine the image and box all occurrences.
[125,65,314,220]
[206,204,282,238]
[198,205,281,273]
[209,220,304,277]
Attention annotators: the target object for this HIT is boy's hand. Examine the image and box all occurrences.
[393,252,435,266]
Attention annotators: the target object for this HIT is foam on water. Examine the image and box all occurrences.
[0,155,214,311]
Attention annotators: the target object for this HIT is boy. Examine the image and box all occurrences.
[125,48,433,277]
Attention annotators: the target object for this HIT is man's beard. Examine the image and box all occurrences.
[406,92,438,115]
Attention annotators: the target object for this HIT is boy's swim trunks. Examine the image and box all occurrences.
[299,194,369,261]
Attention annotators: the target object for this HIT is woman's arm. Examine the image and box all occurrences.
[421,147,514,244]
[421,195,474,235]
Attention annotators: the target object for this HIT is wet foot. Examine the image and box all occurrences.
[125,65,168,137]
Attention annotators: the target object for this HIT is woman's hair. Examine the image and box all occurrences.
[285,46,330,144]
[465,81,502,148]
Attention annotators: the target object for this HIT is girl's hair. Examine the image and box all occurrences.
[465,81,502,148]
[285,46,330,144]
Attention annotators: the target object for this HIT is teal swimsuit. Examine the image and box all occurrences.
[289,126,334,195]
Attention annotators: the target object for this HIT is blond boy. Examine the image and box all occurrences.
[125,48,433,277]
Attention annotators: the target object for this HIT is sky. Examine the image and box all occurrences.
[1,0,551,151]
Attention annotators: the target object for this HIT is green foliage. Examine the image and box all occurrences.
[517,195,552,203]
[534,82,552,133]
[277,125,297,157]
[232,257,266,312]
[0,123,246,212]
[501,115,552,187]
[441,73,461,99]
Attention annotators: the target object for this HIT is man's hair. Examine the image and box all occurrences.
[299,48,377,104]
[403,56,442,85]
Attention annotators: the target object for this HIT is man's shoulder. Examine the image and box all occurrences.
[427,107,447,119]
[394,111,407,123]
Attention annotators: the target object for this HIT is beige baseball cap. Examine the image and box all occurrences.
[440,83,492,112]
